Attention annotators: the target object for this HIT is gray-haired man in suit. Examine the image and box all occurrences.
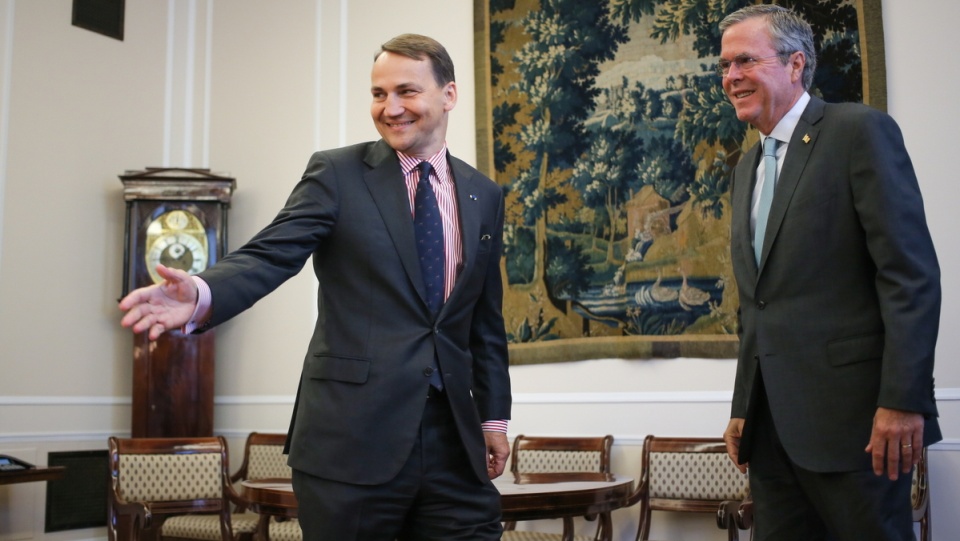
[718,5,940,540]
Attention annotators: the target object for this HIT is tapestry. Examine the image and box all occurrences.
[474,0,885,364]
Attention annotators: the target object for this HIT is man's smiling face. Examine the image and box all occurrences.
[370,51,457,159]
[720,16,804,134]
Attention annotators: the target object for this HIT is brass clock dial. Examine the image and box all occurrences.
[144,210,210,283]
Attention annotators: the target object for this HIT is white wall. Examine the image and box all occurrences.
[0,1,957,540]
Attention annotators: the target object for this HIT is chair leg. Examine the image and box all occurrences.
[561,517,574,541]
[595,512,613,541]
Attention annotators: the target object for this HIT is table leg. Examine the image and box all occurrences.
[254,514,270,541]
[598,512,613,541]
[561,517,574,541]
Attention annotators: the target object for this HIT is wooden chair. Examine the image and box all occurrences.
[716,495,753,540]
[230,432,291,511]
[107,436,259,541]
[231,432,300,541]
[716,447,931,541]
[628,435,749,541]
[912,448,931,541]
[502,434,614,541]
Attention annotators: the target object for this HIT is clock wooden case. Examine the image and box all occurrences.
[120,167,236,438]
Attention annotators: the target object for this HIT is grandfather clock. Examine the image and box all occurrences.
[120,167,235,437]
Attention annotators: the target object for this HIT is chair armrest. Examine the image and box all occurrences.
[717,497,753,541]
[717,500,739,532]
[736,497,754,530]
[113,500,153,539]
[225,478,251,513]
[624,477,647,508]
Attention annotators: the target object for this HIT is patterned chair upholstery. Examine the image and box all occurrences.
[107,436,259,541]
[230,433,300,541]
[266,519,302,541]
[502,434,614,541]
[628,435,749,541]
[231,432,291,504]
[912,448,931,541]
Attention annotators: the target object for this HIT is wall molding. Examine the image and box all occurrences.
[0,396,132,406]
[0,431,124,444]
[3,389,958,445]
[3,387,960,407]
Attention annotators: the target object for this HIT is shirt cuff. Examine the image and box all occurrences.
[481,420,508,433]
[182,276,212,334]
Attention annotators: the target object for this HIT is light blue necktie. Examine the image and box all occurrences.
[754,137,779,265]
[413,161,445,389]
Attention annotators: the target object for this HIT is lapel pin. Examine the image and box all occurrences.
[803,134,811,144]
[469,194,478,201]
[481,234,492,240]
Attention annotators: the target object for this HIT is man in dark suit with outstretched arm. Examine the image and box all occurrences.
[120,33,511,541]
[718,5,941,541]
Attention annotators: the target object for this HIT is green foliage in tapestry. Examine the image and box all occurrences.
[487,0,866,343]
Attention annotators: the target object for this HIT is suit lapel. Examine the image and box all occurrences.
[362,141,429,305]
[758,97,825,271]
[445,156,481,310]
[734,144,762,282]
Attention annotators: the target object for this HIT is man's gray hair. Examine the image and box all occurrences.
[720,4,817,90]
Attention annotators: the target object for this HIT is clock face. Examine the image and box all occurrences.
[144,210,210,283]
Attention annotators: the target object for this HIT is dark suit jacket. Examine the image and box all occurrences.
[730,96,941,472]
[198,140,511,485]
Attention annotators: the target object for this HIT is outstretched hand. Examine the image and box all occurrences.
[119,264,199,340]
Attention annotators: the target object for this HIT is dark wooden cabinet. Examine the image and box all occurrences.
[119,168,235,437]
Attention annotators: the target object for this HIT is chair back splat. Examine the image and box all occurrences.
[629,435,749,541]
[232,432,300,541]
[502,434,614,541]
[108,436,259,541]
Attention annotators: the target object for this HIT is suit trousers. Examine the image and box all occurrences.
[291,387,503,541]
[749,378,914,541]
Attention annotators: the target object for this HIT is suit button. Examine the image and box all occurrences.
[423,367,435,377]
[757,301,766,310]
[754,355,760,361]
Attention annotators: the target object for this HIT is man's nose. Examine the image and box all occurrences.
[725,62,745,81]
[383,94,404,116]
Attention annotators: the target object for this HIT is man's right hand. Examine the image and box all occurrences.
[119,264,198,340]
[723,418,748,474]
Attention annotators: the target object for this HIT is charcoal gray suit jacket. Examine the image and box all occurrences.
[199,140,511,484]
[730,96,941,472]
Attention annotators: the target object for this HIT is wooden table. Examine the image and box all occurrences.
[0,466,66,486]
[242,473,634,541]
[241,479,298,541]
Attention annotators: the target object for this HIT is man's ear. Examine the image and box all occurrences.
[790,52,806,83]
[443,81,458,112]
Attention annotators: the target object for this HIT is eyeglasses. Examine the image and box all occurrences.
[716,53,789,77]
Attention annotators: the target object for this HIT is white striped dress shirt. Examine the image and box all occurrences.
[397,147,462,301]
[398,147,507,434]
